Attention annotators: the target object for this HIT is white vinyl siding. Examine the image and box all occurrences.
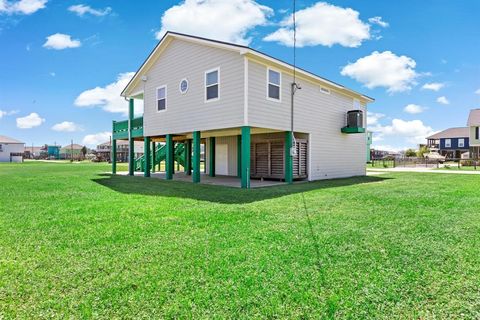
[248,60,366,180]
[142,39,244,136]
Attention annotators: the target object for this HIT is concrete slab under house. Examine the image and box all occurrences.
[111,32,374,188]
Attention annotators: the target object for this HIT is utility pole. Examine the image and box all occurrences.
[71,139,73,161]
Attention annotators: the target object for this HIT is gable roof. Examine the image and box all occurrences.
[60,144,84,152]
[467,109,480,126]
[426,127,469,139]
[121,31,374,103]
[0,135,24,144]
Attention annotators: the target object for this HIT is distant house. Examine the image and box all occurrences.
[96,140,144,162]
[467,109,480,159]
[59,144,85,160]
[426,127,469,158]
[0,135,25,163]
[24,146,43,159]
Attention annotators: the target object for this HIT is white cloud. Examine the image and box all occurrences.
[475,88,480,95]
[421,82,444,91]
[82,131,110,146]
[437,96,449,105]
[156,0,273,45]
[370,118,435,144]
[371,145,408,153]
[43,33,81,50]
[367,112,385,126]
[68,4,111,17]
[341,51,418,93]
[404,104,425,114]
[51,121,82,132]
[264,2,370,48]
[0,109,18,118]
[49,71,55,77]
[16,112,45,129]
[368,16,389,28]
[74,72,143,116]
[0,0,47,15]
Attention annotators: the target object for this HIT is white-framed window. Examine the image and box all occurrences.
[156,85,167,112]
[445,139,451,148]
[267,68,281,101]
[205,68,220,102]
[179,78,189,94]
[458,138,465,148]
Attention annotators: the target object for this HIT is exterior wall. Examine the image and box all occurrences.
[205,136,238,176]
[439,137,469,150]
[0,143,24,162]
[470,127,480,146]
[247,60,366,180]
[140,39,244,136]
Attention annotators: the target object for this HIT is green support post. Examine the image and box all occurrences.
[112,139,117,174]
[237,135,241,177]
[192,131,201,183]
[285,131,293,184]
[128,98,135,176]
[144,137,151,177]
[209,137,216,177]
[166,134,173,180]
[241,126,251,189]
[151,141,156,173]
[172,142,175,174]
[185,140,192,175]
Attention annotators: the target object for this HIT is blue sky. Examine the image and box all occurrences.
[0,0,479,150]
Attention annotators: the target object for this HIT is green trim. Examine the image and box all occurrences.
[241,126,251,189]
[165,134,173,180]
[112,132,128,140]
[112,138,117,174]
[185,140,192,175]
[128,99,135,176]
[285,131,293,184]
[143,137,151,177]
[192,131,201,183]
[237,135,241,177]
[209,137,215,177]
[151,141,156,173]
[341,126,366,134]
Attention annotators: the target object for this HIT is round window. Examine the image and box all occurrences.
[179,79,189,94]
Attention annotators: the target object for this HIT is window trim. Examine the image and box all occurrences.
[179,78,189,95]
[458,138,465,148]
[156,85,167,112]
[204,67,220,103]
[445,138,451,148]
[266,67,282,102]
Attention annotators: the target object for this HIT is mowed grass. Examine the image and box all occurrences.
[1,162,480,319]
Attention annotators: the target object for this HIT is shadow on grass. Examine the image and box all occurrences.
[92,174,391,204]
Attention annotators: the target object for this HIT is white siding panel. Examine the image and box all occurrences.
[143,39,244,136]
[248,60,366,180]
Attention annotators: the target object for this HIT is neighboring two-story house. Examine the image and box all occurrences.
[467,109,480,159]
[111,32,374,188]
[426,127,470,158]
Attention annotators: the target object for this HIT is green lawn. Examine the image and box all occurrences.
[1,162,480,319]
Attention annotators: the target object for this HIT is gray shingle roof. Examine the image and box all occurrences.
[0,135,24,144]
[426,127,469,139]
[467,109,480,126]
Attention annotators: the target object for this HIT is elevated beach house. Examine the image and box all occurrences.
[112,32,374,188]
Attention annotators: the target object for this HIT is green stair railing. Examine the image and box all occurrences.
[134,143,185,172]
